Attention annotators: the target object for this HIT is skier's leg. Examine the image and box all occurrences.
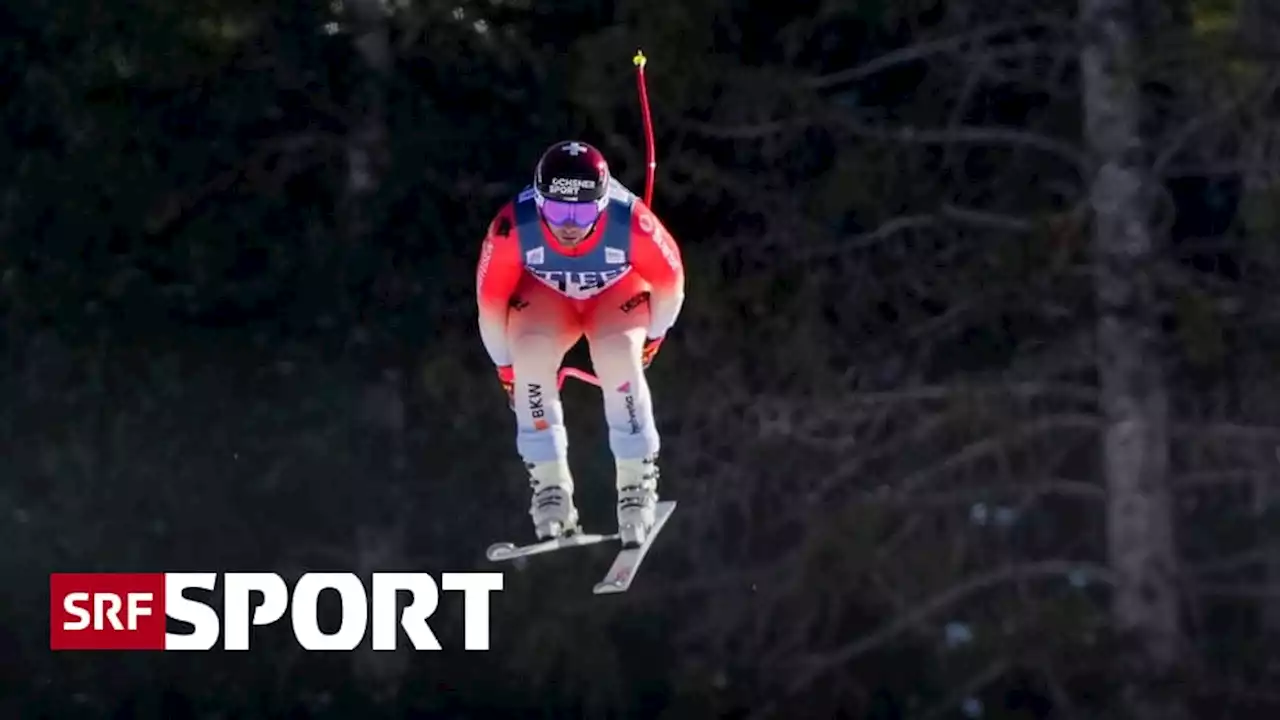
[584,276,661,545]
[507,277,584,538]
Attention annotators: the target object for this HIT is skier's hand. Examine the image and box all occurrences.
[641,336,663,368]
[496,365,515,407]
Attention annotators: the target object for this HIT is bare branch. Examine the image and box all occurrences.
[788,213,945,262]
[1177,422,1280,443]
[1187,583,1280,599]
[783,561,1116,695]
[805,18,1074,91]
[830,413,1099,497]
[679,115,1087,172]
[828,116,1087,172]
[1152,69,1280,175]
[858,477,1105,508]
[1187,546,1280,576]
[940,202,1039,232]
[762,380,1098,416]
[1173,470,1278,491]
[919,658,1014,720]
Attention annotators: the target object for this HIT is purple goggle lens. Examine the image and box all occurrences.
[540,199,601,227]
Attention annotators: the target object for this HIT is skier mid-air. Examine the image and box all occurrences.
[475,140,686,548]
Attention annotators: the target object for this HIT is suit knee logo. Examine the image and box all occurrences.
[616,382,641,435]
[528,383,548,431]
[619,291,650,314]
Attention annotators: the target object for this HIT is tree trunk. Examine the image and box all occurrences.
[340,0,410,694]
[343,0,391,236]
[1237,0,1280,637]
[1079,0,1187,716]
[1239,0,1280,56]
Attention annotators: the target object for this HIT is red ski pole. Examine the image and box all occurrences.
[557,366,601,389]
[633,49,656,207]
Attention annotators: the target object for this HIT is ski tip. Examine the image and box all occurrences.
[486,543,517,561]
[592,581,626,595]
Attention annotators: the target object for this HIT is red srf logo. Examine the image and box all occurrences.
[50,573,166,650]
[50,571,504,651]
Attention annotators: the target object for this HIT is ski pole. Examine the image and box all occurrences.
[557,366,601,389]
[633,49,656,206]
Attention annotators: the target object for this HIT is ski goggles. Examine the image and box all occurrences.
[536,196,603,227]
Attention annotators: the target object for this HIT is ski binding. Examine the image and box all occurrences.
[593,500,676,594]
[484,501,677,594]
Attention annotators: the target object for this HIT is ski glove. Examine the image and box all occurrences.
[496,365,515,408]
[641,336,664,368]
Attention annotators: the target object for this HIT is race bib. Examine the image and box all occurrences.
[528,267,632,299]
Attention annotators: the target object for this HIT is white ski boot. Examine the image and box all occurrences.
[616,455,659,548]
[527,460,580,540]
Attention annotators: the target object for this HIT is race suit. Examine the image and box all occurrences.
[475,179,685,464]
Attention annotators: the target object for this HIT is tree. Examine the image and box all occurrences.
[1080,0,1186,718]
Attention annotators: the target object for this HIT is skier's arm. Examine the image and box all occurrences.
[476,206,524,367]
[629,202,686,340]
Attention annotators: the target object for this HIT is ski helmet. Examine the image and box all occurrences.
[533,140,610,204]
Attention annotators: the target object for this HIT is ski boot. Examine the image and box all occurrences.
[527,459,580,540]
[616,455,660,548]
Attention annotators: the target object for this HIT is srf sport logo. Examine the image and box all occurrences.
[50,571,502,651]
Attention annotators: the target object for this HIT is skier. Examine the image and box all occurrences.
[475,139,686,547]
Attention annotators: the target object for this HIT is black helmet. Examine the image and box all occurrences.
[533,140,610,203]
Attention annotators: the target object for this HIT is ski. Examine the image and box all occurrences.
[592,500,677,595]
[485,530,619,562]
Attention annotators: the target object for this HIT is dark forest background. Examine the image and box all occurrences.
[5,0,1280,718]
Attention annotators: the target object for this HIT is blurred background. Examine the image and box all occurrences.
[5,0,1280,718]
